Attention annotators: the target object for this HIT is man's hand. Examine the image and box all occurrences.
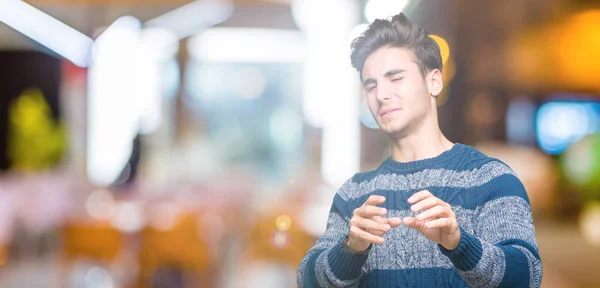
[347,195,402,251]
[403,190,461,250]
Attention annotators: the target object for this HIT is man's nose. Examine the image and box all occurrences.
[375,83,392,102]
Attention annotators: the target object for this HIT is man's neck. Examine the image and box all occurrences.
[389,119,453,163]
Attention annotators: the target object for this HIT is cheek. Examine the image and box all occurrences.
[402,82,427,105]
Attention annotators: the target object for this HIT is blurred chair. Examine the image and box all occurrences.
[247,212,315,264]
[0,243,6,269]
[137,213,215,288]
[236,207,316,287]
[60,220,125,287]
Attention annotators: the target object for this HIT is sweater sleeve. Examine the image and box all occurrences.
[297,181,369,288]
[439,168,543,288]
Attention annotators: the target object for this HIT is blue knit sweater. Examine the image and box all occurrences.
[297,144,543,287]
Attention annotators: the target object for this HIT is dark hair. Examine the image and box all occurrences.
[350,13,442,79]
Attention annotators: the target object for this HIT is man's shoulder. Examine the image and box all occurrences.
[457,145,528,207]
[350,167,384,184]
[335,165,389,201]
[456,144,516,177]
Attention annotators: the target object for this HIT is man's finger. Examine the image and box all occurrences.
[416,205,447,221]
[363,195,386,207]
[410,196,440,212]
[407,190,432,204]
[350,226,385,244]
[354,205,387,218]
[386,217,402,228]
[424,217,455,229]
[373,215,401,228]
[402,216,424,232]
[368,227,386,237]
[354,217,390,233]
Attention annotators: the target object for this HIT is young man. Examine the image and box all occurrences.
[297,13,542,288]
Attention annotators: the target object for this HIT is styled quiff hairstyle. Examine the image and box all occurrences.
[350,13,442,80]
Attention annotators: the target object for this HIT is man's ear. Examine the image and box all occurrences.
[428,69,443,97]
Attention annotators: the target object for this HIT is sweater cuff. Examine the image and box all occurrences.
[439,227,483,271]
[327,239,370,281]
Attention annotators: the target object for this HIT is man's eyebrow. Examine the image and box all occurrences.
[384,69,406,77]
[363,69,406,87]
[362,78,376,87]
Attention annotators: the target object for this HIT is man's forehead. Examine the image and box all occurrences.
[361,48,416,79]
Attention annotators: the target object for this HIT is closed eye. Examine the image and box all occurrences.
[392,77,404,82]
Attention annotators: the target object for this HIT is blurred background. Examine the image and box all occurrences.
[0,0,599,287]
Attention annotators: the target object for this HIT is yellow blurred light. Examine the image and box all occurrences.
[271,230,290,249]
[442,55,455,82]
[436,56,455,107]
[276,215,292,231]
[429,34,450,65]
[580,201,600,247]
[556,10,600,90]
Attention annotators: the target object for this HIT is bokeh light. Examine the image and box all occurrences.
[557,10,600,89]
[85,189,115,220]
[275,215,292,231]
[537,102,600,155]
[271,230,290,249]
[110,202,144,233]
[84,266,114,288]
[149,202,181,231]
[580,201,600,247]
[429,34,450,65]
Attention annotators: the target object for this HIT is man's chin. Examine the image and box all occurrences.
[380,125,408,139]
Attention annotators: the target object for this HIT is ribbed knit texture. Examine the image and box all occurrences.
[297,144,543,288]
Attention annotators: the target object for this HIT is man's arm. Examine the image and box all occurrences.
[439,172,543,288]
[297,193,368,288]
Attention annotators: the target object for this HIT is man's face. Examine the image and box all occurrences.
[361,46,434,139]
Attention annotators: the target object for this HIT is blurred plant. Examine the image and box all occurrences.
[7,88,66,171]
[560,134,600,201]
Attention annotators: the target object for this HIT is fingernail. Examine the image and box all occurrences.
[381,208,387,214]
[410,205,417,212]
[384,224,390,230]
